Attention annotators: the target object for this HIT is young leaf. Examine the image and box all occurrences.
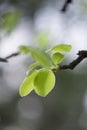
[49,44,72,53]
[19,46,52,68]
[31,50,52,68]
[52,53,64,65]
[19,45,31,54]
[29,62,40,71]
[36,33,49,49]
[1,11,20,32]
[19,70,38,97]
[34,69,55,97]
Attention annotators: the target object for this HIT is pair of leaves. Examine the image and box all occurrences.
[19,43,72,97]
[49,44,72,65]
[19,69,55,97]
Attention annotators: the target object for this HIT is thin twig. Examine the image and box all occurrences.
[59,50,87,70]
[0,52,20,63]
[0,58,8,62]
[61,0,72,12]
[5,52,20,59]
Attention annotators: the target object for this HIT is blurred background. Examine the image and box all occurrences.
[0,0,87,130]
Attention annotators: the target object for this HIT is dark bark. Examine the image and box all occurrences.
[0,52,20,62]
[61,0,73,12]
[60,50,87,70]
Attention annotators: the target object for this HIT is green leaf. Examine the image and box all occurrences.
[32,49,52,68]
[36,33,49,49]
[1,11,20,32]
[19,45,31,54]
[19,46,52,68]
[19,70,38,97]
[52,53,64,65]
[49,44,72,53]
[29,62,40,71]
[34,69,55,97]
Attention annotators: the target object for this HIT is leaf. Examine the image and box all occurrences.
[29,62,40,71]
[34,69,55,97]
[1,11,20,32]
[36,33,49,49]
[32,49,52,68]
[19,45,52,67]
[49,44,72,53]
[19,70,38,97]
[52,53,64,64]
[19,45,31,54]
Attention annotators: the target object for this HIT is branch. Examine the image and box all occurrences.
[0,52,20,63]
[61,0,73,12]
[0,50,87,71]
[5,52,20,59]
[59,50,87,70]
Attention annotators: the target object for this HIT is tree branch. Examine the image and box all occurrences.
[5,52,20,59]
[0,52,20,63]
[0,50,87,71]
[61,0,73,12]
[59,50,87,70]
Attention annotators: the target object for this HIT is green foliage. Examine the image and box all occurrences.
[19,38,72,97]
[19,46,52,68]
[29,62,40,71]
[1,11,20,33]
[52,53,64,65]
[49,44,72,53]
[32,50,52,68]
[19,45,31,54]
[19,70,38,97]
[20,69,55,97]
[36,33,49,49]
[34,69,55,97]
